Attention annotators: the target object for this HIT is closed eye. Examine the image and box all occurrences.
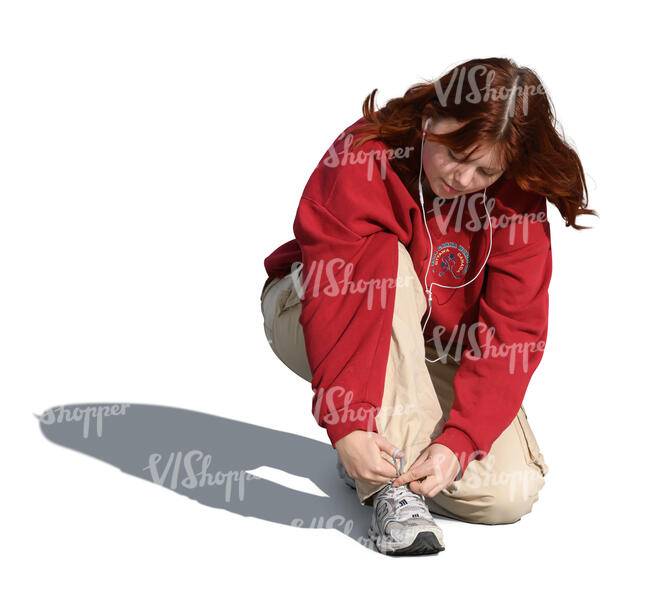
[447,148,462,162]
[480,168,499,177]
[448,148,500,177]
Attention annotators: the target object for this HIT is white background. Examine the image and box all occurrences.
[2,0,647,594]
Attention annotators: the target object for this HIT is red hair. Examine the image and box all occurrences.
[347,57,597,230]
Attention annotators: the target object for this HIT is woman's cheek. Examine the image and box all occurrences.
[435,156,452,173]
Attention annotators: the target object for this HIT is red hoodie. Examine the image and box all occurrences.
[263,116,552,477]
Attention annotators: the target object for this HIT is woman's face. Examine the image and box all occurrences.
[421,115,506,198]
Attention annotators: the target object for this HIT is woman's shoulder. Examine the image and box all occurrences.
[489,177,547,218]
[486,178,550,254]
[301,116,396,205]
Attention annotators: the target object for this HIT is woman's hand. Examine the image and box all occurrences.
[391,444,460,498]
[335,430,403,486]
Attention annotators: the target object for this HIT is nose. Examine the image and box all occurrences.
[453,167,474,190]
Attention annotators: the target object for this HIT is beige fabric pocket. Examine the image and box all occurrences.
[515,405,549,477]
[276,264,303,312]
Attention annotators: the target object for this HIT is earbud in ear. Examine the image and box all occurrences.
[424,117,432,131]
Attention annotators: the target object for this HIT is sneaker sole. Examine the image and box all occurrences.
[368,525,445,556]
[389,532,444,556]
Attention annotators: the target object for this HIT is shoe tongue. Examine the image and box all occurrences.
[389,487,429,519]
[382,483,419,502]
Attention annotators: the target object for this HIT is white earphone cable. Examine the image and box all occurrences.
[419,117,493,363]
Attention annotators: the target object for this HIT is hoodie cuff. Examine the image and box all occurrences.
[429,427,478,481]
[324,402,378,449]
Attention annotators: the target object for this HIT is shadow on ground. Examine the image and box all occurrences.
[36,402,386,551]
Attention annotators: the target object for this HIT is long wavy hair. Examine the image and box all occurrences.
[347,57,597,229]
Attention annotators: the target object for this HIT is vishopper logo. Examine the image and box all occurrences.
[290,514,374,549]
[433,65,546,116]
[36,403,131,438]
[289,259,413,311]
[427,323,546,375]
[312,386,418,429]
[323,132,415,182]
[425,193,548,246]
[143,450,261,502]
[457,452,543,502]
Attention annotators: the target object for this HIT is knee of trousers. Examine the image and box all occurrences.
[434,465,547,525]
[471,467,546,525]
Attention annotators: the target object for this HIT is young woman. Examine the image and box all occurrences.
[260,57,596,556]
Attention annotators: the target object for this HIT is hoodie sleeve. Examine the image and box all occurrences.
[429,192,552,478]
[292,144,412,449]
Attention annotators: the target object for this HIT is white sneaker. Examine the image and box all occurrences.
[368,483,445,555]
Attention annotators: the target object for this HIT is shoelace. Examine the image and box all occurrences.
[376,483,428,526]
[387,447,427,506]
[391,447,404,477]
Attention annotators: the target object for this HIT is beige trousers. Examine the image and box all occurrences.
[260,241,549,525]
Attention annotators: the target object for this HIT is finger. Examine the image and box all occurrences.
[407,479,425,495]
[366,471,399,486]
[376,454,400,480]
[359,460,398,485]
[393,459,430,487]
[392,451,429,486]
[375,434,404,462]
[411,475,444,499]
[408,449,428,471]
[426,450,452,477]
